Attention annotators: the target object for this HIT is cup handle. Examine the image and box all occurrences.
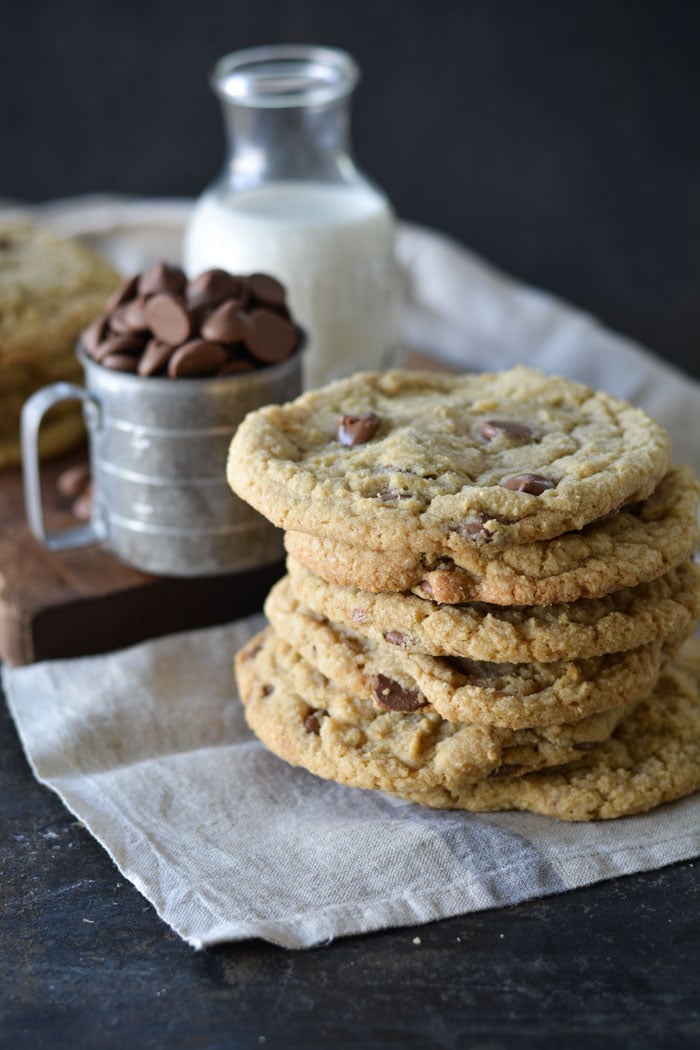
[21,382,106,552]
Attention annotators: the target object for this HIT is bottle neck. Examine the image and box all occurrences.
[220,97,358,189]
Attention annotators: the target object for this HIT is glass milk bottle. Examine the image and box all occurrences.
[184,45,399,389]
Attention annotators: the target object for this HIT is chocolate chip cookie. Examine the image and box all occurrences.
[284,466,700,605]
[238,632,700,820]
[237,627,632,793]
[227,367,673,552]
[285,556,700,664]
[265,575,684,728]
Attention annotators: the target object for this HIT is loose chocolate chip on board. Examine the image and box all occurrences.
[479,419,538,441]
[72,483,93,522]
[145,293,193,345]
[57,463,91,500]
[337,411,381,447]
[502,473,556,495]
[201,300,250,343]
[369,674,426,712]
[139,262,187,297]
[167,339,228,378]
[186,269,241,309]
[138,338,177,377]
[383,630,407,646]
[244,309,298,363]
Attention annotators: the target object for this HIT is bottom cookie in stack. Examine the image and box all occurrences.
[236,627,700,822]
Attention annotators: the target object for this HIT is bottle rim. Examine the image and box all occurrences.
[210,45,360,109]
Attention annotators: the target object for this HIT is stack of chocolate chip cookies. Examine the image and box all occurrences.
[229,367,700,820]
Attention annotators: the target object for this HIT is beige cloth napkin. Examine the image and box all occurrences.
[2,197,699,948]
[4,620,699,949]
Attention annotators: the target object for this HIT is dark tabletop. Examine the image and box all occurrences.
[2,690,698,1050]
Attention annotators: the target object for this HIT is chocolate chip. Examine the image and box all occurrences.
[572,741,598,751]
[247,272,286,309]
[72,483,93,521]
[105,275,139,310]
[167,339,228,378]
[217,356,256,376]
[370,674,426,712]
[145,293,193,345]
[383,631,407,646]
[479,419,537,442]
[418,579,434,597]
[186,269,241,309]
[201,300,250,343]
[244,309,298,364]
[138,262,187,296]
[57,463,90,500]
[352,609,367,623]
[138,338,177,377]
[101,352,140,373]
[81,314,109,353]
[337,412,380,447]
[501,473,556,495]
[93,334,146,363]
[488,764,522,779]
[110,297,150,335]
[458,517,494,543]
[304,712,322,734]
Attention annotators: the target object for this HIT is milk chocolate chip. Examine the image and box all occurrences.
[145,294,193,345]
[106,275,139,310]
[100,352,140,373]
[337,412,380,447]
[244,309,298,363]
[247,272,286,309]
[167,340,228,378]
[369,674,426,712]
[201,300,250,343]
[383,630,407,646]
[479,419,537,442]
[304,712,322,734]
[92,333,146,363]
[138,338,177,377]
[81,314,109,353]
[502,473,556,495]
[139,262,187,296]
[186,269,241,309]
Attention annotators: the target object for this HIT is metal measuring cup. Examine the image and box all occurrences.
[21,345,302,576]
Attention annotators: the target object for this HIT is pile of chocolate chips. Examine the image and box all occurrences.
[81,263,300,378]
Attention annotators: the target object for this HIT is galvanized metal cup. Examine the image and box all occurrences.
[21,346,302,576]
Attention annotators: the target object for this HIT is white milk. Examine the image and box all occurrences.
[183,181,398,388]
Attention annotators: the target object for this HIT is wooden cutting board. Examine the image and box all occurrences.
[0,447,283,666]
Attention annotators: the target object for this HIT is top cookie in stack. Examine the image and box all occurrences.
[0,222,121,468]
[228,367,700,820]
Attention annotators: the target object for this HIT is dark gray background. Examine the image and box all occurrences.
[2,0,699,377]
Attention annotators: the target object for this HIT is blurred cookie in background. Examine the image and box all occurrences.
[0,223,120,468]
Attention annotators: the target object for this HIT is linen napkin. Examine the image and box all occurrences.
[2,197,700,949]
